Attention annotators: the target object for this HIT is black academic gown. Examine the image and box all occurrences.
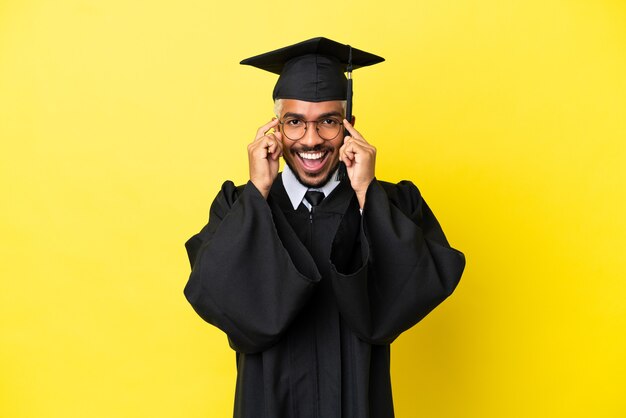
[184,174,465,418]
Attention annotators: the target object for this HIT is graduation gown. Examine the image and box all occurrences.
[184,174,465,418]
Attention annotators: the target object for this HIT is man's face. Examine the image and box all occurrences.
[278,99,345,188]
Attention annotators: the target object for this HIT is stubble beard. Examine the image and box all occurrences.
[284,151,340,189]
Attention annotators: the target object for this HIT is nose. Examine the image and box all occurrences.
[299,122,325,147]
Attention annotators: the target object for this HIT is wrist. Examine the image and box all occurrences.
[356,191,366,209]
[250,179,270,199]
[354,178,376,208]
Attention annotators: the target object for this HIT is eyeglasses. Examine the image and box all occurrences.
[278,117,343,141]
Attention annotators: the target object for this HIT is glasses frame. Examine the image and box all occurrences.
[278,117,344,141]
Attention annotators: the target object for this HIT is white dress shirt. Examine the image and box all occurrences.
[281,165,341,211]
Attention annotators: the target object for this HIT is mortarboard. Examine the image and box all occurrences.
[240,37,384,123]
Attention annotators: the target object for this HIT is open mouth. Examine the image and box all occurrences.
[295,150,330,173]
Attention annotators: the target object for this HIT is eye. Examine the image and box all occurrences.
[285,118,304,127]
[319,118,340,126]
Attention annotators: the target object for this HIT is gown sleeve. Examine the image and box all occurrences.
[329,179,466,345]
[184,180,321,354]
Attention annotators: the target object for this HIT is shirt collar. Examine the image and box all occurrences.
[282,165,341,210]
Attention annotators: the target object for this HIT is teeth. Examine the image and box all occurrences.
[299,152,325,160]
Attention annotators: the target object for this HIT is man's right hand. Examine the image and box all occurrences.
[248,118,283,199]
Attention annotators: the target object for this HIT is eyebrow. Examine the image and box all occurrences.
[283,111,344,119]
[318,111,344,119]
[283,112,305,119]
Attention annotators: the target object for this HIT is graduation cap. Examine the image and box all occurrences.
[240,37,384,123]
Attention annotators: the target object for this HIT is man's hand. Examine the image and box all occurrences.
[248,118,283,199]
[340,119,376,208]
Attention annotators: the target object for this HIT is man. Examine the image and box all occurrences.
[184,37,465,418]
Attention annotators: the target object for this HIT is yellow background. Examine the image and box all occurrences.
[1,0,625,417]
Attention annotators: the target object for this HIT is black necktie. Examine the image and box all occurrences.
[304,190,325,208]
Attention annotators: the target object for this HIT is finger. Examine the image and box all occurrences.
[262,129,281,160]
[346,134,369,147]
[256,118,280,140]
[268,138,281,158]
[270,147,282,160]
[264,132,277,143]
[273,129,283,143]
[344,135,375,158]
[263,134,278,155]
[265,132,285,160]
[345,146,357,160]
[344,137,366,154]
[343,119,364,141]
[343,134,366,150]
[340,143,355,167]
[250,134,275,159]
[272,134,283,160]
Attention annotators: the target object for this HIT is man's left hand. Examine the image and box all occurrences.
[340,119,376,209]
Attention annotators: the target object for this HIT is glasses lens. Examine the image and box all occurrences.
[317,118,342,140]
[282,118,305,141]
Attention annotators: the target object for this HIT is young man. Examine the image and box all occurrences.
[184,37,465,418]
